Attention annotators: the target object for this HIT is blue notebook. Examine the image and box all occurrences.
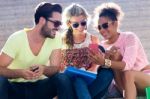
[64,66,96,84]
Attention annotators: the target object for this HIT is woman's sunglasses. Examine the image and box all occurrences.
[71,21,87,28]
[47,19,62,28]
[98,22,113,30]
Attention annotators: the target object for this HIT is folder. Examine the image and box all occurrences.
[64,66,96,85]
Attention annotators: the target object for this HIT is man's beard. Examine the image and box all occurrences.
[40,23,55,39]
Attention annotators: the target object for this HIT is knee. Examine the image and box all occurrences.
[0,76,8,83]
[97,68,114,80]
[106,69,114,79]
[124,70,135,81]
[95,68,114,87]
[74,78,86,85]
[0,76,9,88]
[55,73,71,84]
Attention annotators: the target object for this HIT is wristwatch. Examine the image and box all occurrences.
[104,59,111,68]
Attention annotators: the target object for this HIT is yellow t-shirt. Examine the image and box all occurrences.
[1,29,62,82]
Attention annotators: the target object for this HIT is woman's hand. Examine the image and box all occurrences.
[106,46,123,61]
[88,48,105,66]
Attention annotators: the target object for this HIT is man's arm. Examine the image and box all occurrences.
[0,52,23,78]
[43,49,62,77]
[0,52,36,79]
[43,66,60,77]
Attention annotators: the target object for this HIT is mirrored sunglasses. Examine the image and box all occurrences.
[72,21,87,28]
[98,22,109,30]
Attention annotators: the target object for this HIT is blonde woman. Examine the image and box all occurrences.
[62,3,113,99]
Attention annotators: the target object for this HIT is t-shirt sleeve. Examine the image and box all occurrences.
[123,34,139,71]
[54,34,63,49]
[1,35,19,59]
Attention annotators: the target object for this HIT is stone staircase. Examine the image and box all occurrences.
[0,0,150,61]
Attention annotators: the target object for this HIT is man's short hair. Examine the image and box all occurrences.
[34,2,62,24]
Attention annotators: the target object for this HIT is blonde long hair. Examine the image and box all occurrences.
[62,3,89,48]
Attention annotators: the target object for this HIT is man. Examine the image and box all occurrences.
[0,2,75,99]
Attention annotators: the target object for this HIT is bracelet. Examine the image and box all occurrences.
[104,59,111,68]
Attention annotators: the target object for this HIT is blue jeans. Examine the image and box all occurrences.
[74,77,91,99]
[0,73,75,99]
[73,68,114,99]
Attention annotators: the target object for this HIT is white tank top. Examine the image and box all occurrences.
[73,33,92,48]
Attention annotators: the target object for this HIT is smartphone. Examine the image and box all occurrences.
[98,45,105,53]
[30,66,39,72]
[89,44,99,53]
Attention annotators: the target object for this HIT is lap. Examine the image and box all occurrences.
[25,73,69,99]
[0,73,71,99]
[9,77,57,99]
[4,74,60,99]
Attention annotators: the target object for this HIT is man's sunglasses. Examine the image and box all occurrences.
[47,19,62,28]
[98,22,113,30]
[71,21,87,28]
